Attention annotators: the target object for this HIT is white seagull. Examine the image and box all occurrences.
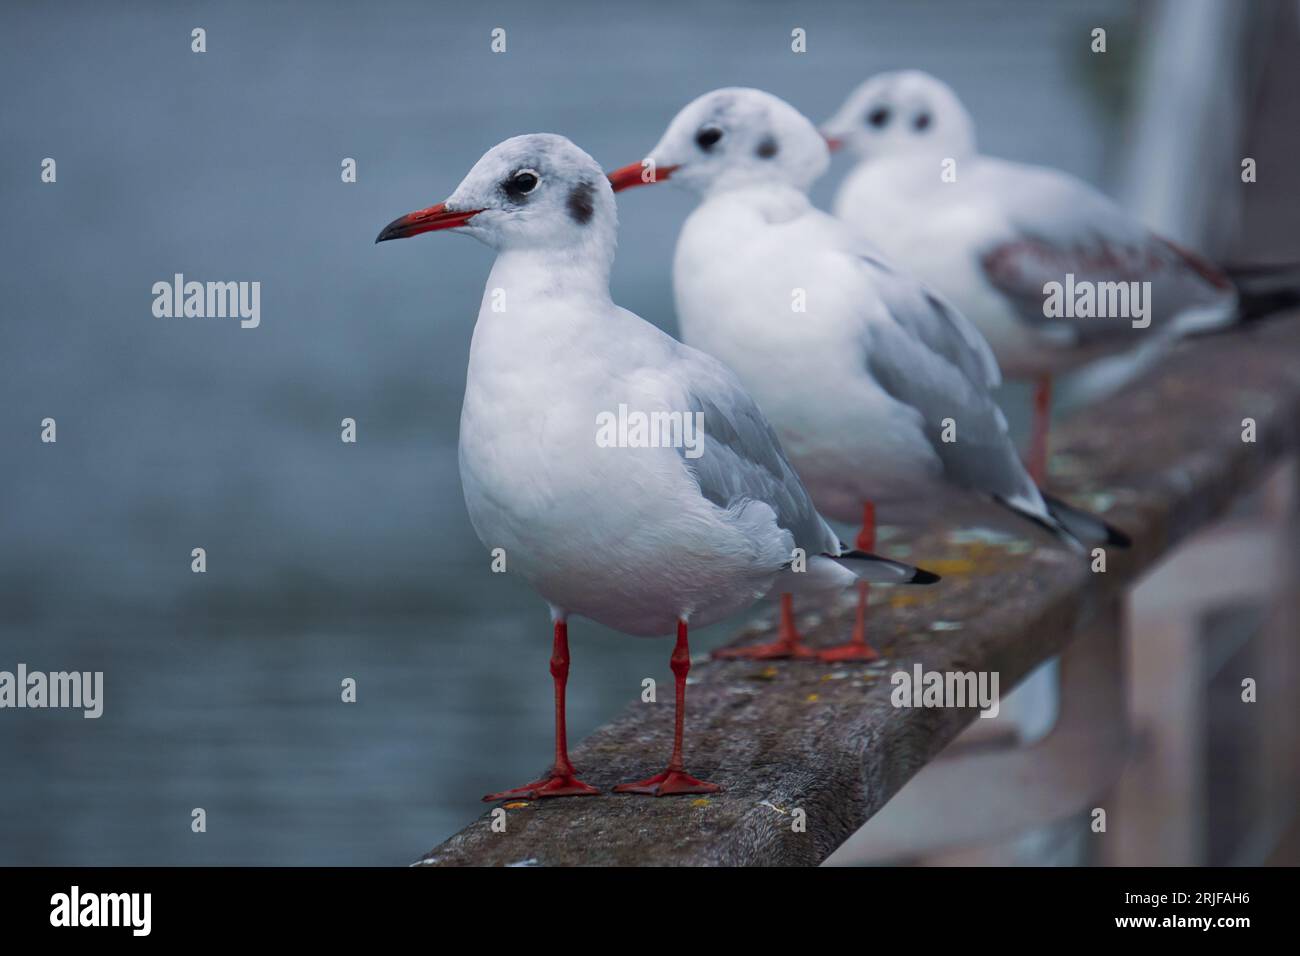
[820,70,1239,484]
[377,133,938,798]
[609,88,1127,662]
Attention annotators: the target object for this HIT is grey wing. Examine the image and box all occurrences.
[832,234,1035,507]
[862,316,1041,509]
[673,346,840,556]
[857,249,1002,390]
[977,163,1236,345]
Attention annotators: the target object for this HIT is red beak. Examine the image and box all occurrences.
[823,134,844,153]
[375,202,484,243]
[606,161,679,193]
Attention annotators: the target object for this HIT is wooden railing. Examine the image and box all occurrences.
[415,312,1300,867]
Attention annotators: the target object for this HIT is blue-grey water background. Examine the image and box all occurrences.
[0,0,1133,864]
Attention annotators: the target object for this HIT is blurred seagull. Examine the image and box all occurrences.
[377,133,938,797]
[609,88,1127,662]
[820,70,1242,484]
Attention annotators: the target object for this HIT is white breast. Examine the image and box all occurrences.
[672,188,942,521]
[456,269,792,636]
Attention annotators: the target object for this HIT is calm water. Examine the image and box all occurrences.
[0,0,1131,864]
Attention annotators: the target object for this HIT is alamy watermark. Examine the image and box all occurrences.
[50,886,150,936]
[1042,273,1151,329]
[595,404,705,459]
[0,664,103,718]
[152,273,260,328]
[890,664,999,718]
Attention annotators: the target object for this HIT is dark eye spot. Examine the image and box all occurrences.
[867,107,890,128]
[755,136,779,159]
[504,168,540,200]
[695,125,723,151]
[566,182,594,225]
[913,113,932,131]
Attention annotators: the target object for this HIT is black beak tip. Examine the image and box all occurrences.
[376,215,412,244]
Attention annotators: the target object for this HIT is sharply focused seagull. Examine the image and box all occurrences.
[377,133,937,798]
[609,88,1126,662]
[820,70,1239,484]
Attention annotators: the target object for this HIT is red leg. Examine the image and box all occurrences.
[818,502,881,663]
[615,620,722,796]
[712,592,816,660]
[483,618,599,801]
[1027,373,1053,488]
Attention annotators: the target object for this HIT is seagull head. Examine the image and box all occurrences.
[608,87,829,199]
[376,134,617,254]
[820,70,976,162]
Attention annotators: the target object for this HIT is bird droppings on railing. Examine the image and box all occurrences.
[416,313,1300,867]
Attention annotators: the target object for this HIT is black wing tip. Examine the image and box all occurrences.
[996,495,1064,539]
[837,549,941,585]
[1040,493,1133,550]
[1105,525,1133,549]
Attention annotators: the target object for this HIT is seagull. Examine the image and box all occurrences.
[820,69,1239,484]
[609,88,1127,662]
[377,133,938,798]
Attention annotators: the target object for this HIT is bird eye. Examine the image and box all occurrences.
[695,125,724,151]
[506,168,540,197]
[867,107,891,128]
[913,113,932,131]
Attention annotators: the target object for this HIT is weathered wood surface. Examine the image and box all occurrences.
[417,314,1300,867]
